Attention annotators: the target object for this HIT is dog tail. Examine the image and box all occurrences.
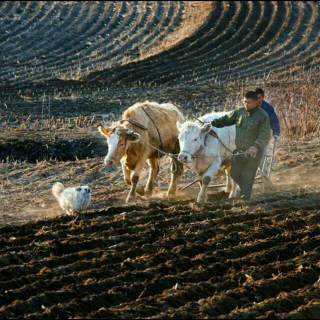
[52,182,64,199]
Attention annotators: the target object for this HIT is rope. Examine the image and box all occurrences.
[138,134,251,160]
[179,130,250,159]
[188,150,249,159]
[117,106,256,176]
[137,136,175,158]
[119,105,243,159]
[136,136,179,174]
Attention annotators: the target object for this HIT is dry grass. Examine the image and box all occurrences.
[3,68,320,141]
[264,68,320,141]
[215,67,320,141]
[0,114,96,133]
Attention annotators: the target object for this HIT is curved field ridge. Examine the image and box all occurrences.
[1,2,320,318]
[1,1,320,86]
[1,193,320,318]
[86,1,320,85]
[0,1,189,85]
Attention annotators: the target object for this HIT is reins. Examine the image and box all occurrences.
[119,115,243,160]
[180,127,237,159]
[116,105,256,163]
[174,104,235,154]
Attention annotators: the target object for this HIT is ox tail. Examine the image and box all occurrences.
[52,182,64,199]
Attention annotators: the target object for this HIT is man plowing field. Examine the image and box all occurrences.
[211,91,271,201]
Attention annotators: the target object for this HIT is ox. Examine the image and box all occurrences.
[98,101,185,203]
[177,112,239,203]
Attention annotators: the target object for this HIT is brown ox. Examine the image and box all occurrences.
[98,101,185,203]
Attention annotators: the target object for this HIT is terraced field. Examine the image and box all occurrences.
[1,1,320,319]
[1,1,320,87]
[86,1,320,86]
[0,1,193,85]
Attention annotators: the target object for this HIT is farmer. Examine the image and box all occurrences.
[211,91,271,201]
[255,88,281,173]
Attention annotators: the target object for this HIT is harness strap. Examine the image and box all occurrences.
[210,128,233,154]
[181,141,204,159]
[119,111,164,157]
[119,118,148,130]
[141,107,164,152]
[180,146,203,158]
[181,129,232,159]
[120,116,161,146]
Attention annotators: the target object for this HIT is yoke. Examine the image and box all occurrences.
[120,118,148,130]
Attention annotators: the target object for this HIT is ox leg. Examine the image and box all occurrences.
[121,159,131,186]
[225,167,232,194]
[225,166,240,198]
[197,161,221,203]
[121,159,144,198]
[197,175,211,203]
[126,156,148,203]
[229,179,240,198]
[145,158,159,197]
[167,158,184,197]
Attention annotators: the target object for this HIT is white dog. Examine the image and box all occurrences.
[52,182,91,215]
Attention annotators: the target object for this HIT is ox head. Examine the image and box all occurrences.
[176,121,212,163]
[98,125,140,166]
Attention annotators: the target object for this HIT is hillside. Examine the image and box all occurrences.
[1,1,320,319]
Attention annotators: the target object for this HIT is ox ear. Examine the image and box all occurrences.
[200,123,212,135]
[176,121,184,132]
[125,130,140,143]
[98,125,113,137]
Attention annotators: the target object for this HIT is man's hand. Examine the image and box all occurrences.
[274,135,280,142]
[247,146,258,158]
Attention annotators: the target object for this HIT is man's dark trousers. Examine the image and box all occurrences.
[230,149,263,200]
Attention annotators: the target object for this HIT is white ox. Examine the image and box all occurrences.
[177,112,239,203]
[98,101,185,203]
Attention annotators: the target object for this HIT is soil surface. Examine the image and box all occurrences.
[1,137,320,319]
[1,1,320,319]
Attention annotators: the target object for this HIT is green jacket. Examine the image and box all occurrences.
[211,107,271,151]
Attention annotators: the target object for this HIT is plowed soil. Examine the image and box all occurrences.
[1,1,320,319]
[1,138,320,319]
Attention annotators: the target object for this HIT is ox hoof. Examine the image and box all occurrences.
[196,196,206,204]
[136,186,145,196]
[126,194,136,203]
[167,195,174,201]
[167,188,177,197]
[230,186,241,199]
[143,191,152,199]
[125,198,135,204]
